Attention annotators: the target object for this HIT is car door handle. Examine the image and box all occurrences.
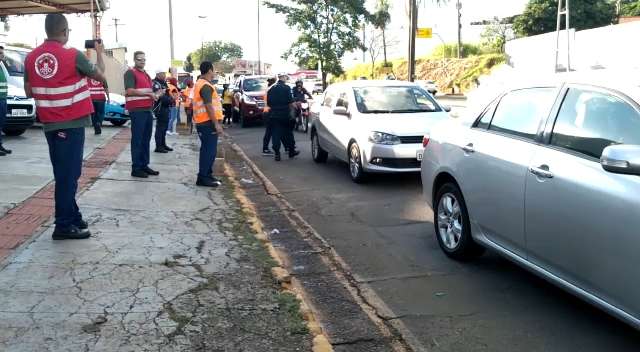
[529,166,554,179]
[462,143,475,153]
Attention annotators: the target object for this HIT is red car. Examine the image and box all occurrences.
[233,75,270,127]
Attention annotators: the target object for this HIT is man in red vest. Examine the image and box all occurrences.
[87,77,109,135]
[124,51,160,178]
[24,14,106,240]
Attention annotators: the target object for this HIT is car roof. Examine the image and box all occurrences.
[328,80,420,89]
[242,75,272,80]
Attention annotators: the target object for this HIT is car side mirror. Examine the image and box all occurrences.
[333,106,350,117]
[442,105,452,112]
[601,144,640,175]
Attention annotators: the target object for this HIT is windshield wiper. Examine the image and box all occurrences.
[390,108,434,113]
[363,109,392,114]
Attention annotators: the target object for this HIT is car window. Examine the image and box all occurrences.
[489,88,556,140]
[475,102,497,129]
[352,86,441,113]
[550,88,640,159]
[2,49,26,77]
[242,78,268,92]
[336,92,349,109]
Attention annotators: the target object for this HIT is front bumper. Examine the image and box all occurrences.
[361,142,423,173]
[5,99,36,129]
[241,103,266,121]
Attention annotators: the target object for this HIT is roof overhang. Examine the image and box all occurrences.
[0,0,109,16]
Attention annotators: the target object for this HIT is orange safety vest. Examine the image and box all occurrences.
[167,83,180,105]
[183,87,193,107]
[192,79,223,123]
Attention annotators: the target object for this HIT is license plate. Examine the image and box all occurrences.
[416,150,424,161]
[12,109,28,116]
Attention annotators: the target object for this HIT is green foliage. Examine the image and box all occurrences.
[455,54,506,90]
[480,17,515,53]
[430,43,486,58]
[620,1,640,16]
[264,0,368,88]
[189,41,243,67]
[513,0,616,37]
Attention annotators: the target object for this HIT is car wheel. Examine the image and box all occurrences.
[348,142,366,183]
[434,183,485,260]
[110,120,127,127]
[2,128,26,136]
[311,131,328,163]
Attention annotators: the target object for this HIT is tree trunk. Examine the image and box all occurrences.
[382,28,388,65]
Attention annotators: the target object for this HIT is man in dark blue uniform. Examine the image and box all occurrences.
[152,70,173,153]
[267,73,299,161]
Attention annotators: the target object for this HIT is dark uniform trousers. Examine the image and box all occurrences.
[130,110,153,171]
[0,99,6,144]
[196,122,218,180]
[154,107,170,149]
[270,109,295,154]
[45,127,85,230]
[91,100,105,134]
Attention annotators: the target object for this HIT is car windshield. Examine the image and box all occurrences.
[243,78,268,92]
[3,49,27,77]
[353,86,442,114]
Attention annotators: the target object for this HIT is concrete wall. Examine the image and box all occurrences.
[505,21,640,74]
[87,47,128,96]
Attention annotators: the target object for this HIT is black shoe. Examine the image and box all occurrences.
[75,219,89,231]
[154,148,168,153]
[163,146,174,152]
[289,150,300,158]
[0,144,11,154]
[143,167,160,176]
[275,153,281,161]
[262,149,273,156]
[196,177,221,188]
[131,170,149,178]
[0,150,5,156]
[52,225,91,240]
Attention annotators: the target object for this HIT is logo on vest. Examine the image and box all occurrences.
[35,53,58,79]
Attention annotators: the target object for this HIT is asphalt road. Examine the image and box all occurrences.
[226,106,640,351]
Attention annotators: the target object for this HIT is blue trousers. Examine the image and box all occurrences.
[196,123,218,179]
[0,99,6,144]
[168,106,178,132]
[91,100,105,127]
[45,127,85,230]
[130,110,153,171]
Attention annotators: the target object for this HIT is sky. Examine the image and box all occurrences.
[1,0,528,72]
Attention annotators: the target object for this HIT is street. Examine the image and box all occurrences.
[226,114,640,351]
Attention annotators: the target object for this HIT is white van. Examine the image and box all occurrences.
[2,45,36,136]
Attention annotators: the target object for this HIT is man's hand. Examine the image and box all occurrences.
[94,41,104,55]
[215,122,224,135]
[148,92,159,101]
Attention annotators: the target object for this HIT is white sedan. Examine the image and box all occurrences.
[310,80,451,183]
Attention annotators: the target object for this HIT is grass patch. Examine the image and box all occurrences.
[277,292,309,335]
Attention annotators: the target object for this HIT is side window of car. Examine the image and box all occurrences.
[475,102,497,129]
[336,92,349,110]
[488,88,556,140]
[550,88,640,159]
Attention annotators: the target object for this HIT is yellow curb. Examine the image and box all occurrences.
[224,163,333,351]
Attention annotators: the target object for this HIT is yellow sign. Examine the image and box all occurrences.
[171,59,184,68]
[417,28,432,39]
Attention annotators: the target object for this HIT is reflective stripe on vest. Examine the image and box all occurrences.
[87,79,106,101]
[192,79,223,123]
[125,68,154,110]
[25,41,94,123]
[0,82,7,94]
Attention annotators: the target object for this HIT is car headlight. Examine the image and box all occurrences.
[244,95,257,104]
[369,132,401,145]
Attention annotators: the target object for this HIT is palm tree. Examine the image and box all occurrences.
[372,0,392,66]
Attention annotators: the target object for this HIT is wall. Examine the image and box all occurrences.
[87,47,128,96]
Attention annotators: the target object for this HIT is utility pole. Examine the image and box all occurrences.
[362,22,366,63]
[555,0,571,72]
[168,0,175,62]
[198,16,207,64]
[257,0,262,75]
[456,0,462,58]
[408,0,417,82]
[110,18,125,43]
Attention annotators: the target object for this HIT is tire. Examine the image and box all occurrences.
[348,142,366,183]
[434,183,485,260]
[311,131,328,163]
[110,120,127,127]
[2,128,26,136]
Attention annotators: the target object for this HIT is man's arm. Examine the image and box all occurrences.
[76,46,106,83]
[201,85,223,134]
[125,71,156,99]
[304,88,313,100]
[24,70,32,98]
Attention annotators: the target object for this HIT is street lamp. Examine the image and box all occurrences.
[197,15,207,63]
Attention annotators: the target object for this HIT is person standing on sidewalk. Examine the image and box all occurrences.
[167,77,180,135]
[151,70,173,153]
[124,51,160,178]
[192,61,224,187]
[261,77,276,156]
[24,14,106,240]
[268,73,299,161]
[0,46,11,156]
[182,79,194,133]
[87,77,109,135]
[221,83,234,126]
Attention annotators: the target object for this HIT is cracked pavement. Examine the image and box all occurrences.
[0,132,311,351]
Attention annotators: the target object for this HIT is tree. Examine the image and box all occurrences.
[620,0,640,16]
[183,54,194,73]
[480,17,515,53]
[265,0,369,88]
[366,27,384,78]
[513,0,616,37]
[188,41,243,67]
[371,0,391,66]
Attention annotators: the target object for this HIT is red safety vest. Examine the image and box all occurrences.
[125,68,153,110]
[88,78,106,101]
[25,40,94,123]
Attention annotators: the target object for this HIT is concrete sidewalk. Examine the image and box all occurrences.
[0,132,312,351]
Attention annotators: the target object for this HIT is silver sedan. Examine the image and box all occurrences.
[421,76,640,329]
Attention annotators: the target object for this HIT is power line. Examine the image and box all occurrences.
[109,17,126,43]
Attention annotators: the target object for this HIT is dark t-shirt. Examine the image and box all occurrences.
[267,82,293,117]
